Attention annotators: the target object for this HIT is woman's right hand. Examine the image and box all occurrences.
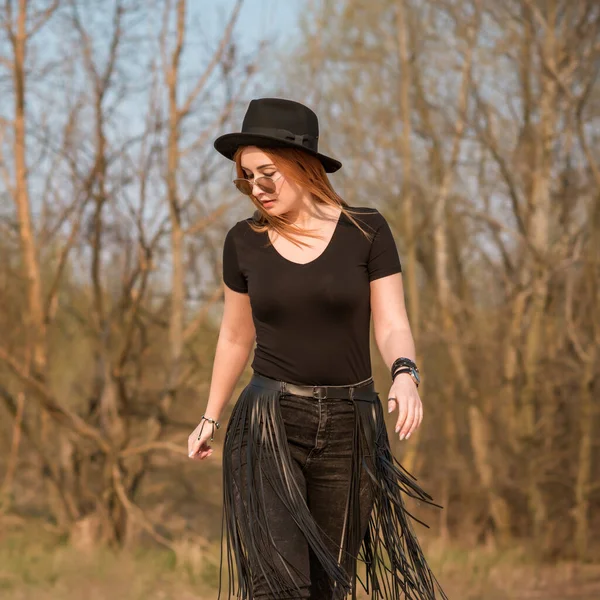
[188,419,217,460]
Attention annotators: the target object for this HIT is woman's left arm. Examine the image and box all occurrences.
[371,272,423,441]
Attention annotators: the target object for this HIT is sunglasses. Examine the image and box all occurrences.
[233,171,283,196]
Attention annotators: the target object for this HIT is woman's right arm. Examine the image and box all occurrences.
[188,284,255,459]
[204,284,256,422]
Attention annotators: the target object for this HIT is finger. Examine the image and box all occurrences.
[400,400,415,440]
[404,401,419,439]
[409,401,423,437]
[394,399,408,433]
[191,436,213,459]
[189,437,203,458]
[387,396,397,413]
[196,447,214,460]
[189,421,209,457]
[414,399,422,429]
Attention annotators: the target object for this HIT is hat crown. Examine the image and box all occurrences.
[241,98,319,150]
[212,97,342,173]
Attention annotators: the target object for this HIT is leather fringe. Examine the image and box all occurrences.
[217,381,448,600]
[351,398,449,600]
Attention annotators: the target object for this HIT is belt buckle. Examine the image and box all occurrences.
[313,386,327,400]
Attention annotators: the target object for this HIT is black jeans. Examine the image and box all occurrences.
[219,373,448,600]
[226,386,375,599]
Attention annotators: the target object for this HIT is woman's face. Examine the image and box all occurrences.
[239,146,304,216]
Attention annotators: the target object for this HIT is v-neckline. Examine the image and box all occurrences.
[266,209,344,267]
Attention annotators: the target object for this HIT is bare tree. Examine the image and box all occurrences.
[0,0,260,552]
[289,0,600,556]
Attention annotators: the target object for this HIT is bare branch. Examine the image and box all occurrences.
[0,346,110,453]
[178,0,244,121]
[28,0,59,38]
[111,464,177,551]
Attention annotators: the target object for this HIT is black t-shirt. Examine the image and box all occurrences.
[222,206,402,386]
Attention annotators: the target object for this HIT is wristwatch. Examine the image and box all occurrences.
[394,366,420,388]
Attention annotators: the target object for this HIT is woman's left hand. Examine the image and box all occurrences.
[387,373,423,440]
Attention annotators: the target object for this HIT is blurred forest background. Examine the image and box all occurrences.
[0,0,599,598]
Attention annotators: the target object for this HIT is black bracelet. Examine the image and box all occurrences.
[391,357,417,374]
[392,367,419,387]
[393,366,411,375]
[392,367,412,380]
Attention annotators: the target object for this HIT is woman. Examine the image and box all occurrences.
[187,98,447,600]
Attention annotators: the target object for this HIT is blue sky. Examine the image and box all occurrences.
[0,1,309,223]
[193,0,304,53]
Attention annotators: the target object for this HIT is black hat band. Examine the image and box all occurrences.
[244,127,318,152]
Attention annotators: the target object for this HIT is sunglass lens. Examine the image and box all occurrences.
[233,179,253,195]
[255,177,276,194]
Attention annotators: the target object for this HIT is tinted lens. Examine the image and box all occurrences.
[233,176,277,196]
[233,179,253,195]
[254,176,277,194]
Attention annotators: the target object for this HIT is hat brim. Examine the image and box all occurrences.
[213,133,342,173]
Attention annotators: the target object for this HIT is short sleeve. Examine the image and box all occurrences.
[367,211,402,281]
[222,225,248,293]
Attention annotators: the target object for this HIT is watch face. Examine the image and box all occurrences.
[412,368,421,383]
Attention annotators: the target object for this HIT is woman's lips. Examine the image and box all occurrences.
[261,199,276,206]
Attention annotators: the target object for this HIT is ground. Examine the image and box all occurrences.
[1,518,599,599]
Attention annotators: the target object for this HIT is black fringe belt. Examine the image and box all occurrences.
[217,372,448,600]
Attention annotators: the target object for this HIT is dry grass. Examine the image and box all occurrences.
[0,519,219,600]
[1,518,600,599]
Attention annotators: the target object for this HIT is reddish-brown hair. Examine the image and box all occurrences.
[233,146,374,248]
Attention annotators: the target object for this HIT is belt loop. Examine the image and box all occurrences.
[349,386,354,401]
[280,380,287,394]
[313,386,327,400]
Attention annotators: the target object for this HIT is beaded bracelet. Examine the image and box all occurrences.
[197,415,221,442]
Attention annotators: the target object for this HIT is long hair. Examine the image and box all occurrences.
[233,146,375,249]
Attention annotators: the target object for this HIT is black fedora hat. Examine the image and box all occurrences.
[213,98,342,173]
